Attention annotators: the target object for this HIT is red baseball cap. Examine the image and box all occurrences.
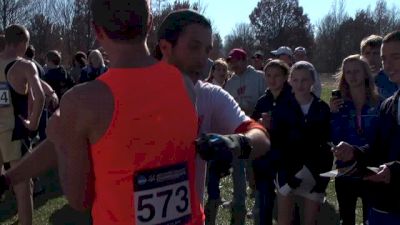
[227,48,247,61]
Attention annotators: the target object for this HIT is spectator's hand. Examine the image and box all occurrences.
[258,112,272,130]
[364,164,391,184]
[195,134,234,178]
[329,97,344,113]
[195,133,252,160]
[287,176,302,189]
[332,141,355,162]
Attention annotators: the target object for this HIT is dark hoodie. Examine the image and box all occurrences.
[44,66,72,98]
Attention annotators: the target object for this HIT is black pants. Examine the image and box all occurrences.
[335,177,369,225]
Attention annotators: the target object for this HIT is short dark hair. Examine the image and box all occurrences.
[154,9,211,60]
[157,9,211,46]
[46,50,62,65]
[74,51,87,67]
[5,24,29,46]
[25,45,35,59]
[383,30,400,44]
[264,59,290,77]
[91,0,150,43]
[360,35,382,53]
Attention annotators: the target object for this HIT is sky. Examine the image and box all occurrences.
[199,0,400,40]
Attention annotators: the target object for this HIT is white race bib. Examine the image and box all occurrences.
[0,82,10,107]
[134,163,192,225]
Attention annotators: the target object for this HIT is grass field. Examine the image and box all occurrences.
[0,74,364,225]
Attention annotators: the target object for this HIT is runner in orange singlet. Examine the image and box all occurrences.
[1,0,204,224]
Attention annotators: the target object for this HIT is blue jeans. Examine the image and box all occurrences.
[369,208,400,225]
[232,157,247,207]
[206,165,221,200]
[231,157,247,224]
[206,159,248,225]
[253,157,276,225]
[205,166,221,225]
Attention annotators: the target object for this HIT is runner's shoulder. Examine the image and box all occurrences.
[60,80,113,114]
[10,58,36,74]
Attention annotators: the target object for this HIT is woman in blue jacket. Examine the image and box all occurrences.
[275,61,333,225]
[330,54,381,225]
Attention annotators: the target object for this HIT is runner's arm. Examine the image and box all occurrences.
[47,91,93,211]
[235,120,270,159]
[40,79,59,110]
[19,61,45,130]
[26,62,45,130]
[212,86,270,159]
[4,140,57,185]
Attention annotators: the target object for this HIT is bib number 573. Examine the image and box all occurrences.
[135,182,191,225]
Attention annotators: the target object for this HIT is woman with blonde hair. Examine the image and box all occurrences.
[205,58,229,87]
[79,49,108,83]
[330,54,382,225]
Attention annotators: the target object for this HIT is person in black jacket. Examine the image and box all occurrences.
[275,61,333,225]
[43,50,73,98]
[251,59,292,225]
[334,30,400,225]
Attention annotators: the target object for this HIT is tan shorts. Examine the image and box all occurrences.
[0,130,21,164]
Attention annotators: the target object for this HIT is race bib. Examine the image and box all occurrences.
[0,82,10,107]
[134,163,191,225]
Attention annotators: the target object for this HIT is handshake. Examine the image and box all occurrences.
[195,133,253,178]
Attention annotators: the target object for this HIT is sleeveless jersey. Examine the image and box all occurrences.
[91,62,204,225]
[5,60,30,140]
[0,58,15,133]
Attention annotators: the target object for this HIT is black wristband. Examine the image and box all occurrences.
[237,134,253,159]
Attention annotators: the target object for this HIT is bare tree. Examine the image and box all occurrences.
[0,0,33,31]
[224,23,256,55]
[313,0,350,72]
[313,0,400,73]
[210,32,224,60]
[373,0,400,35]
[249,0,314,55]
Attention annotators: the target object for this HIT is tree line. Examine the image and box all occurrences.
[225,0,400,73]
[1,0,399,73]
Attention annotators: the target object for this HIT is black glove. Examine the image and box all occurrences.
[195,133,253,161]
[287,176,302,189]
[0,175,10,198]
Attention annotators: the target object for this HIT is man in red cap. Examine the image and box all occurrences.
[224,48,266,224]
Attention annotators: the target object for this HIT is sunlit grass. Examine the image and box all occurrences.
[1,75,363,224]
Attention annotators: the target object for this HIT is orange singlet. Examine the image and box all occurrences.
[91,62,204,225]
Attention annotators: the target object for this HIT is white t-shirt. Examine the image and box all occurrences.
[195,80,249,134]
[194,80,250,201]
[300,98,314,115]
